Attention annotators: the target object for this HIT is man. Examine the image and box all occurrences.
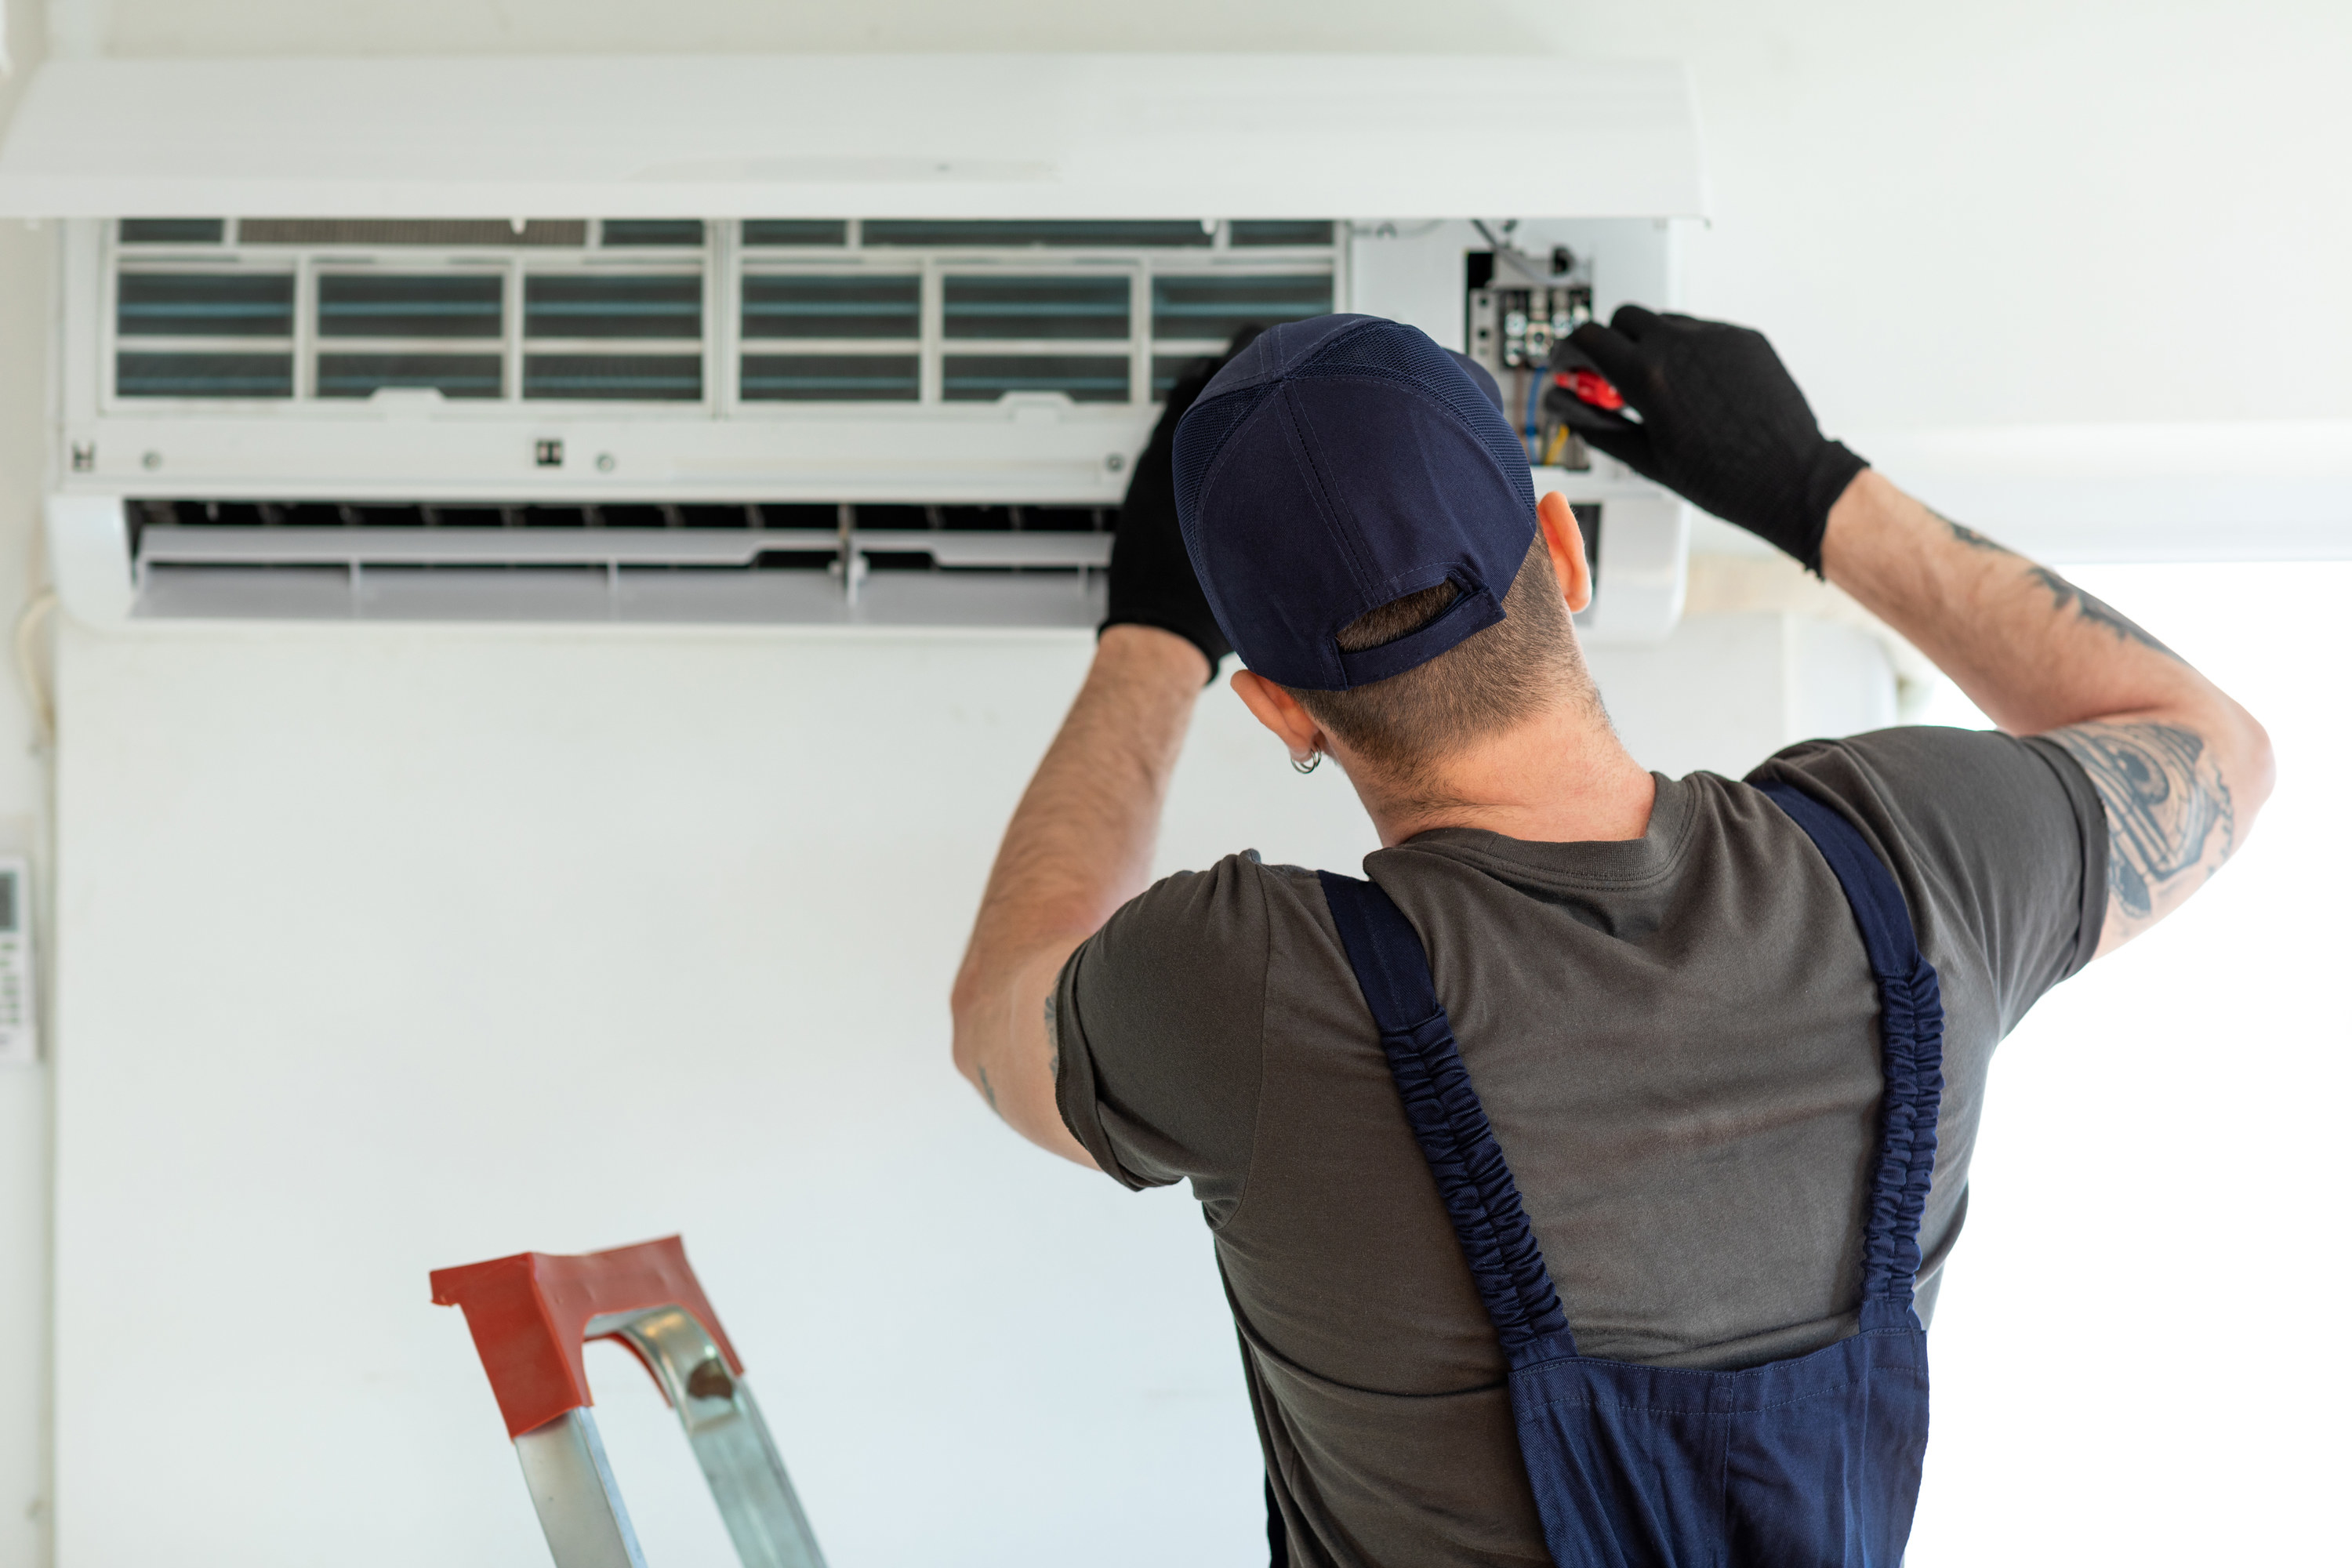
[950,310,2270,1565]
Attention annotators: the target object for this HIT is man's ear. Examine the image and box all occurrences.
[1230,670,1327,765]
[1537,491,1593,615]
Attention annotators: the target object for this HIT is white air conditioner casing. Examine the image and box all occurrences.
[2,55,1706,640]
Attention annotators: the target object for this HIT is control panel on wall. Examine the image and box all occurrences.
[0,858,34,1066]
[1464,231,1596,473]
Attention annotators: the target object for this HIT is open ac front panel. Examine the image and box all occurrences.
[47,216,1690,642]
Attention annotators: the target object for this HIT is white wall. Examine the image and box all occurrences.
[6,2,2350,1565]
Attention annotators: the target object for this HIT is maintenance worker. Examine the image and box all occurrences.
[949,310,2272,1567]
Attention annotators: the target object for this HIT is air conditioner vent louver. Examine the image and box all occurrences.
[601,219,705,247]
[942,274,1129,341]
[1152,274,1334,343]
[522,354,702,401]
[134,499,1114,535]
[942,354,1131,403]
[236,218,590,247]
[740,354,917,401]
[118,218,225,244]
[522,274,702,339]
[1230,220,1336,247]
[117,351,292,398]
[742,220,849,247]
[860,219,1211,249]
[318,274,503,338]
[320,353,503,399]
[742,275,919,339]
[119,498,1120,626]
[117,271,293,336]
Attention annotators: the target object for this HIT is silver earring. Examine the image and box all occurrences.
[1292,750,1322,775]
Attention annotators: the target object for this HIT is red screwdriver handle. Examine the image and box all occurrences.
[1556,367,1625,411]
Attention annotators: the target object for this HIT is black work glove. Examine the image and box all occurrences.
[1100,328,1263,679]
[1559,307,1868,575]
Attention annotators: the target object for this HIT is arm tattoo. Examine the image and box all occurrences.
[1935,507,2181,659]
[1043,993,1062,1081]
[1933,508,2016,556]
[976,1063,999,1115]
[2026,564,2181,660]
[2049,721,2235,943]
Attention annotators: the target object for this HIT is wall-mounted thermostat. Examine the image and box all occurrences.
[0,856,34,1066]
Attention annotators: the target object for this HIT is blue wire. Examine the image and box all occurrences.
[1523,369,1544,462]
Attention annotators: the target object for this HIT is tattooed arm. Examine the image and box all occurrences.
[1820,470,2274,954]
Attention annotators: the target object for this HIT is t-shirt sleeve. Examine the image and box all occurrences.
[1051,852,1271,1208]
[1748,727,2107,1034]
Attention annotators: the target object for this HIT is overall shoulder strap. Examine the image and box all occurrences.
[1753,782,1947,1314]
[1316,870,1573,1359]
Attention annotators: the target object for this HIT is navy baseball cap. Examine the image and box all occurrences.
[1171,314,1537,691]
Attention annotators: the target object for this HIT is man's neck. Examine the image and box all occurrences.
[1352,702,1657,849]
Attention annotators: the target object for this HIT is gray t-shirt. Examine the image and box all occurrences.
[1054,727,2106,1567]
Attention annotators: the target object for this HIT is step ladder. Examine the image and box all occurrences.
[432,1235,826,1568]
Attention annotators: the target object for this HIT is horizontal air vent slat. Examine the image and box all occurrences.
[134,524,1111,572]
[942,354,1129,402]
[1152,274,1333,340]
[238,219,589,247]
[117,272,294,337]
[318,354,503,399]
[132,566,1105,629]
[602,220,705,247]
[862,220,1209,249]
[137,500,1114,532]
[943,276,1129,340]
[1230,220,1336,246]
[523,274,702,339]
[522,354,703,401]
[318,274,503,338]
[741,276,920,339]
[741,354,918,401]
[117,352,292,397]
[120,218,226,245]
[742,220,850,247]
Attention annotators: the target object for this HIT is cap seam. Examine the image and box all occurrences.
[1270,384,1380,673]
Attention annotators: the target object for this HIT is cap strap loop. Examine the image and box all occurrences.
[1332,584,1504,688]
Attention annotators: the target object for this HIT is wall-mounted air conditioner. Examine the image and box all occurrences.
[0,56,1708,640]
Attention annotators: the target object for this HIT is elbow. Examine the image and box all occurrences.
[949,950,1022,1098]
[2230,710,2267,832]
[948,980,985,1087]
[2227,700,2278,833]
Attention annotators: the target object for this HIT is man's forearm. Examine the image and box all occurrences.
[949,625,1208,1163]
[1820,470,2214,734]
[1820,469,2273,950]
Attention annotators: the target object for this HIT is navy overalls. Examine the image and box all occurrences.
[1301,782,1945,1568]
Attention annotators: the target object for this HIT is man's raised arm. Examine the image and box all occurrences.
[1820,471,2270,953]
[1565,308,2274,953]
[949,339,1247,1161]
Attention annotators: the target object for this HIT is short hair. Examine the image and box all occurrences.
[1287,536,1595,798]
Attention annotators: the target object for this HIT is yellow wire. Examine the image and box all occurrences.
[1544,425,1570,466]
